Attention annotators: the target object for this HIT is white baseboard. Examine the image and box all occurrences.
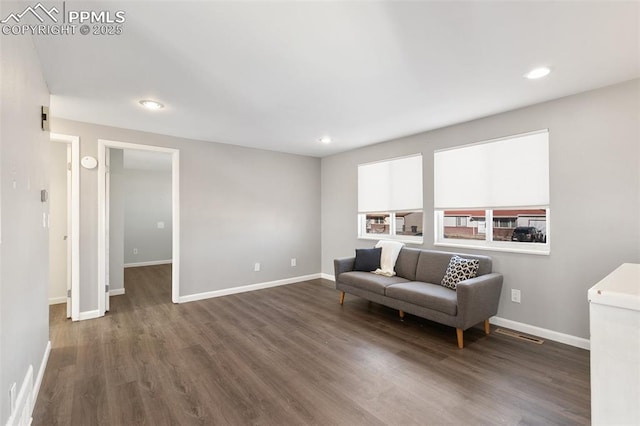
[5,340,50,426]
[297,274,588,350]
[109,288,125,296]
[6,366,33,426]
[48,296,66,305]
[32,340,51,414]
[124,259,172,268]
[179,273,322,303]
[490,316,590,350]
[78,309,101,321]
[94,266,590,351]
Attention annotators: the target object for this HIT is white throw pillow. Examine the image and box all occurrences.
[373,240,405,277]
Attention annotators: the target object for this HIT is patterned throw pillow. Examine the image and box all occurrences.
[441,256,480,290]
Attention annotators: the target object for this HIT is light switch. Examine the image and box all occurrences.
[157,221,165,229]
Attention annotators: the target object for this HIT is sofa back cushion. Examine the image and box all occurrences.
[415,250,492,284]
[472,255,493,277]
[394,248,421,280]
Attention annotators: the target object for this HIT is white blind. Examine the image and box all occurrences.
[358,154,423,213]
[434,130,549,209]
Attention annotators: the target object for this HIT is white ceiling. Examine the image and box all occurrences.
[32,1,639,157]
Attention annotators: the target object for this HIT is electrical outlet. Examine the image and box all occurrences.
[511,289,521,304]
[133,248,138,255]
[254,262,260,272]
[291,258,297,267]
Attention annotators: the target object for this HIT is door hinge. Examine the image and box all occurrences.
[67,162,71,171]
[67,289,71,298]
[105,285,109,293]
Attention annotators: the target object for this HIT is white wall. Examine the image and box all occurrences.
[48,142,67,303]
[321,79,640,340]
[50,119,322,313]
[0,34,51,422]
[123,167,172,265]
[108,149,124,291]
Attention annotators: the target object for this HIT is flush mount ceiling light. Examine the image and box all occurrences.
[524,67,551,80]
[319,136,332,144]
[139,99,164,110]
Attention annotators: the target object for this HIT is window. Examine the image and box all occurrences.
[443,210,485,241]
[493,209,547,242]
[364,213,390,235]
[396,211,424,236]
[434,130,549,254]
[358,154,423,243]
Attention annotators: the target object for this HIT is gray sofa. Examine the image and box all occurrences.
[334,248,503,348]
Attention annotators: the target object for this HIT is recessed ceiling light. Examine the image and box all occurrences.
[139,99,164,110]
[319,136,332,144]
[524,67,551,80]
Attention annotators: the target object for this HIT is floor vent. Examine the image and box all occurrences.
[496,328,544,344]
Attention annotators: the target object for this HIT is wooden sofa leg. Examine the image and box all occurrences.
[399,310,405,320]
[339,291,345,305]
[456,328,464,349]
[484,319,491,335]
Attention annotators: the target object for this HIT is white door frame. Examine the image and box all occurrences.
[65,143,72,318]
[104,147,111,312]
[50,133,80,321]
[98,139,180,313]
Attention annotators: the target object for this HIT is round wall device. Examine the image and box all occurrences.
[81,156,98,169]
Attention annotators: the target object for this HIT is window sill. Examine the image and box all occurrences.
[434,241,550,256]
[359,235,424,245]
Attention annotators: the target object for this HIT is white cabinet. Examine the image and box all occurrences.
[588,263,640,426]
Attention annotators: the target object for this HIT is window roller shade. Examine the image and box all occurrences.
[434,130,549,210]
[358,155,423,213]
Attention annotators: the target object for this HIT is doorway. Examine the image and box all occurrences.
[109,148,173,300]
[98,139,180,314]
[49,133,80,320]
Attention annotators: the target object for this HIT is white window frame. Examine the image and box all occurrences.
[359,211,424,244]
[358,154,424,244]
[435,208,550,255]
[433,129,550,255]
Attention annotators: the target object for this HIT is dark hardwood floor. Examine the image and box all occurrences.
[34,264,590,425]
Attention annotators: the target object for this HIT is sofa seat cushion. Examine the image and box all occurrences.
[339,271,409,295]
[385,282,458,316]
